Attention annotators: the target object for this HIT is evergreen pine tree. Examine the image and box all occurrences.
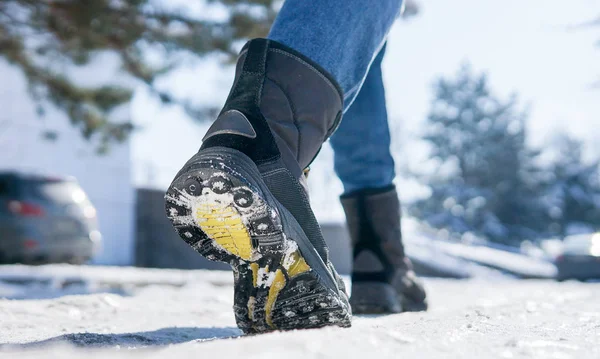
[410,65,546,245]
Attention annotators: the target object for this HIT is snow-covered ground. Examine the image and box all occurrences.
[1,265,599,359]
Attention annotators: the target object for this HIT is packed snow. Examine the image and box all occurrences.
[1,264,599,358]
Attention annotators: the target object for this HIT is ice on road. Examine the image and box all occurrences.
[0,265,599,359]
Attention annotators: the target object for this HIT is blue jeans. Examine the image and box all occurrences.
[268,0,402,194]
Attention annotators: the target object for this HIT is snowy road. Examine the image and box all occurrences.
[0,265,599,358]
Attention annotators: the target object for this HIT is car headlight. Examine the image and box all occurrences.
[592,233,600,246]
[591,234,600,256]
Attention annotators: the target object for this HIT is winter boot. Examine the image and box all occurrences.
[165,39,351,333]
[341,186,427,314]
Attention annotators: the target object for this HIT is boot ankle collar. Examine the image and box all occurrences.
[240,38,344,104]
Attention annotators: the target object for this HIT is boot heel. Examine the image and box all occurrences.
[350,282,402,314]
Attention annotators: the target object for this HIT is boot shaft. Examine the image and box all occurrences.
[203,39,343,179]
[341,186,406,278]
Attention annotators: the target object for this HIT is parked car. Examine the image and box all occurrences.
[0,172,101,264]
[555,233,600,281]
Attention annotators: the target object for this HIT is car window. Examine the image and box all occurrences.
[23,179,88,204]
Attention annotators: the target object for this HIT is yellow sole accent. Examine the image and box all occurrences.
[265,269,286,328]
[195,203,253,260]
[250,263,259,288]
[286,251,311,277]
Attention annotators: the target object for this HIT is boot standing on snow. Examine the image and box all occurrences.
[165,0,416,333]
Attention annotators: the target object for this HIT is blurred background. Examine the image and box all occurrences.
[1,0,600,287]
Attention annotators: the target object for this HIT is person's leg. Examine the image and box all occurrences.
[268,0,405,111]
[330,44,395,194]
[166,0,406,333]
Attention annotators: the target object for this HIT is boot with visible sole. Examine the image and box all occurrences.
[341,186,427,314]
[165,39,351,333]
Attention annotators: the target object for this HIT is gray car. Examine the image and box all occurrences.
[555,233,600,281]
[0,172,101,264]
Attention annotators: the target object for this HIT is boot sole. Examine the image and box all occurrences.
[165,147,351,333]
[350,282,428,314]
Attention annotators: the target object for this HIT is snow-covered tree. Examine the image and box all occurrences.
[410,65,546,245]
[543,134,600,238]
[0,0,278,151]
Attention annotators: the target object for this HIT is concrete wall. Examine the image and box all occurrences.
[0,60,134,265]
[135,188,352,274]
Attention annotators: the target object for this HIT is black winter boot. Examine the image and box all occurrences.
[341,186,427,314]
[165,39,351,333]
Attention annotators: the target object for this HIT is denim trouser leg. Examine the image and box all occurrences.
[267,1,402,194]
[268,0,404,110]
[330,45,395,194]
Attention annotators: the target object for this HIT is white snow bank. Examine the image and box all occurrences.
[403,235,506,279]
[435,241,558,279]
[402,218,557,279]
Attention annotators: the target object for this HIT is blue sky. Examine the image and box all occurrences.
[131,0,600,209]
